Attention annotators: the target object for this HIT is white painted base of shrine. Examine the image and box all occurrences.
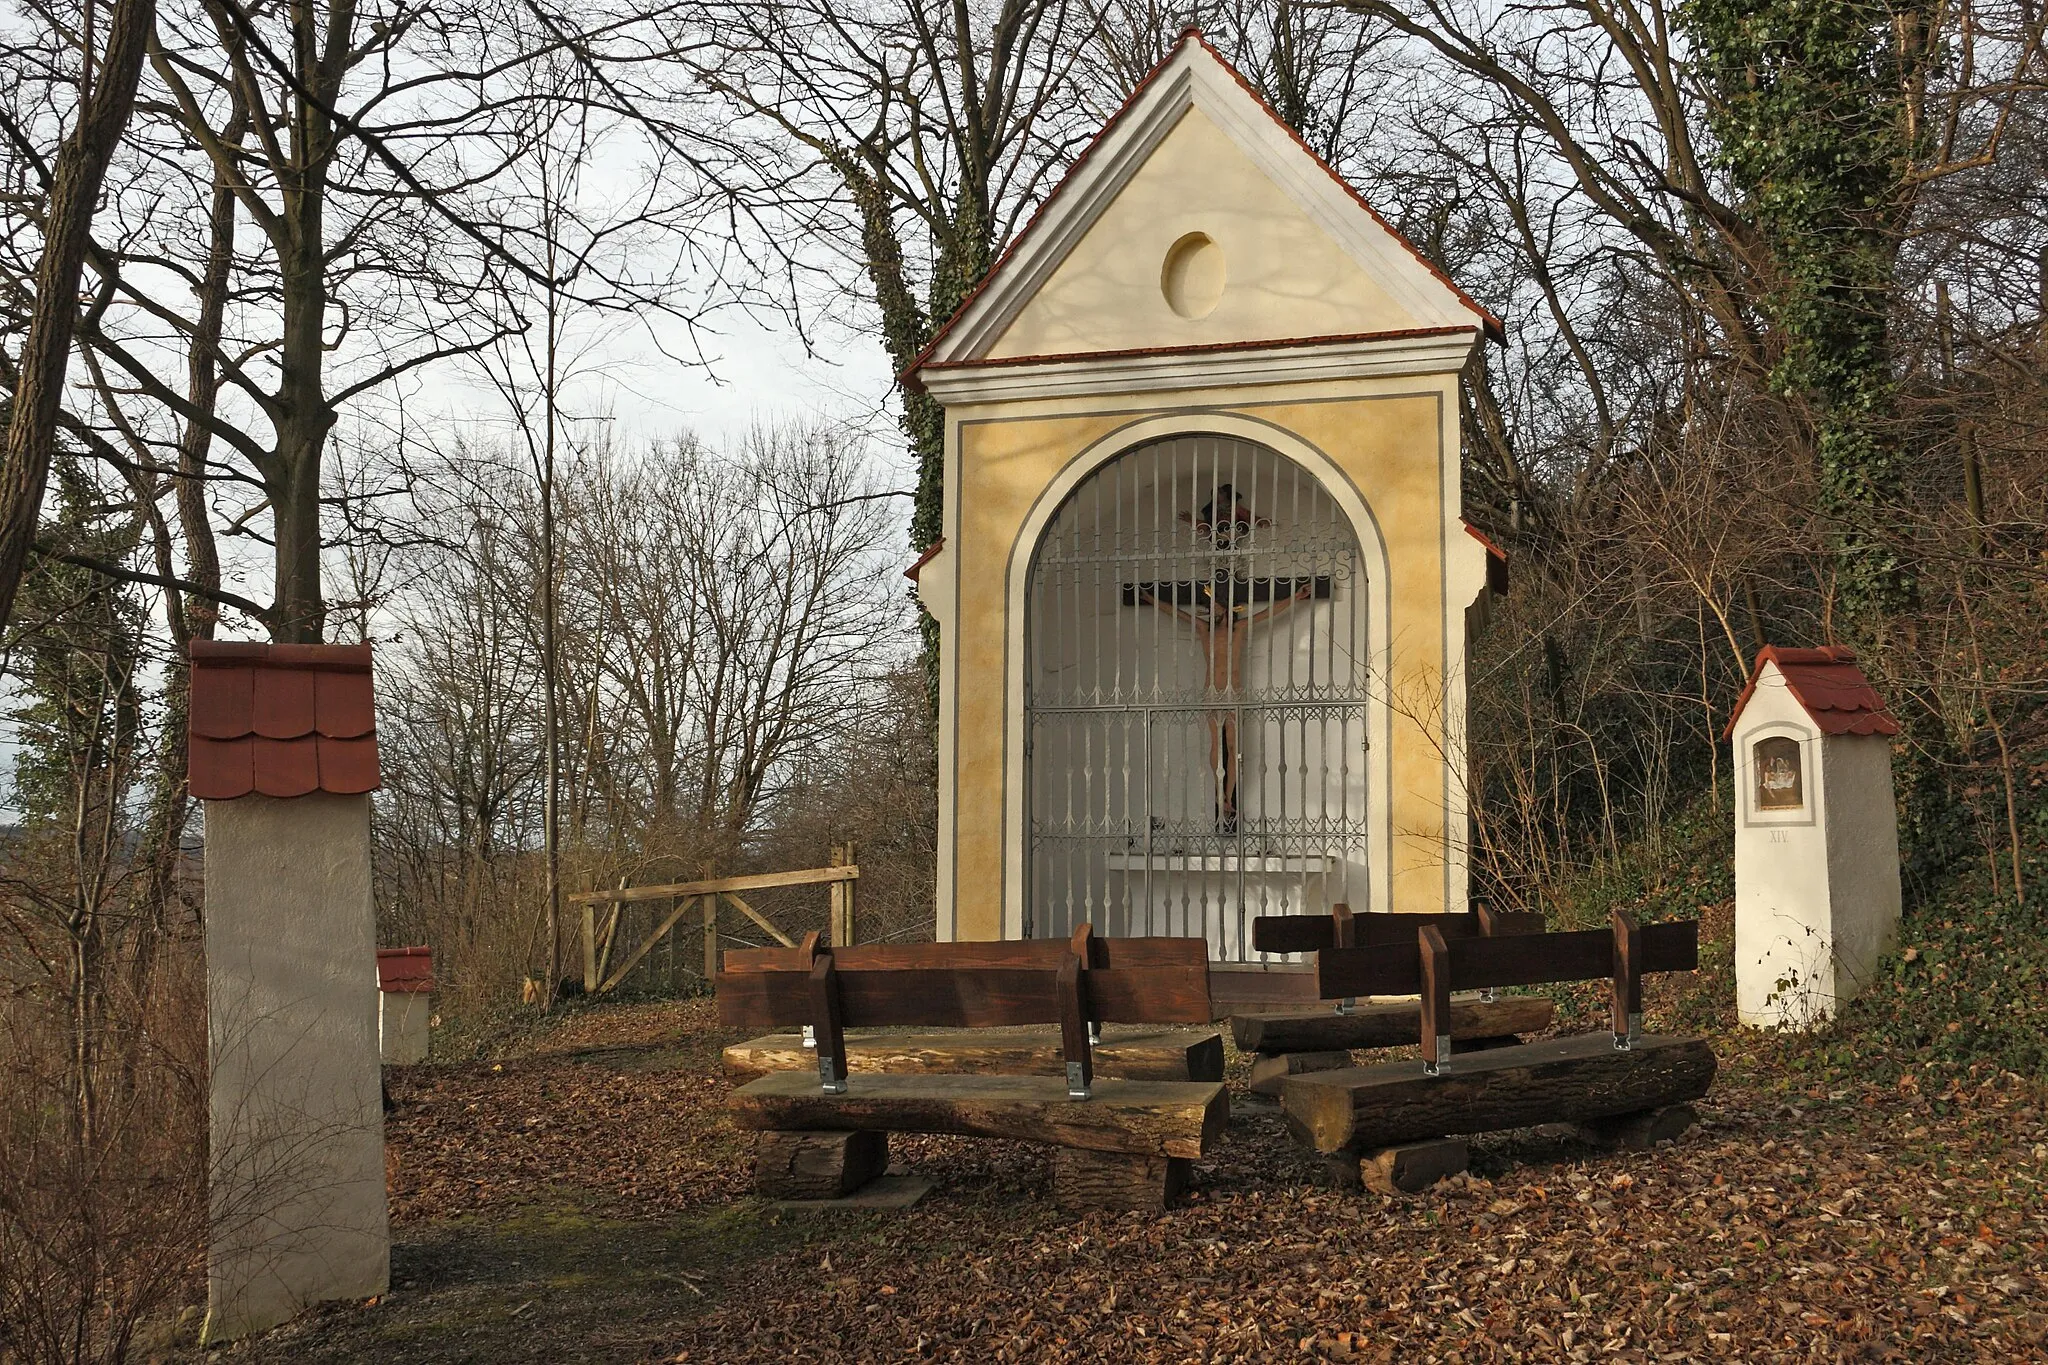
[203,793,389,1343]
[379,990,430,1065]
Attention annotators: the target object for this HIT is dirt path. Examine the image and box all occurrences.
[198,998,2048,1363]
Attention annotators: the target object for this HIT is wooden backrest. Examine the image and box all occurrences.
[1251,903,1545,955]
[1312,911,1699,1074]
[1313,918,1697,998]
[716,940,1212,1032]
[716,925,1210,1098]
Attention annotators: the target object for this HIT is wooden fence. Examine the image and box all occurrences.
[569,845,859,996]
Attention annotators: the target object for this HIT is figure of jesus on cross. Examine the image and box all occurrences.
[1124,484,1329,835]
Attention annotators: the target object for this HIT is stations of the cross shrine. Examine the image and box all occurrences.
[904,33,1506,986]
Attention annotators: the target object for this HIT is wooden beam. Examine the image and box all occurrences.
[595,905,620,984]
[716,962,1215,1032]
[729,1072,1229,1159]
[722,1026,1226,1084]
[580,903,597,994]
[1279,1033,1718,1153]
[1316,920,1699,999]
[1231,997,1555,1054]
[568,864,860,906]
[1253,910,1482,955]
[702,897,719,982]
[597,895,697,995]
[1612,910,1644,1045]
[722,890,795,949]
[828,844,848,946]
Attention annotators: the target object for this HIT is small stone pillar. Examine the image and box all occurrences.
[376,946,434,1065]
[189,641,388,1342]
[1725,646,1902,1030]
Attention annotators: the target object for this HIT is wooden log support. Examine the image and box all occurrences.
[1359,1137,1468,1195]
[1231,996,1554,1054]
[729,1072,1229,1159]
[1248,1050,1352,1097]
[1575,1103,1699,1152]
[722,1027,1226,1084]
[1051,1149,1191,1212]
[753,1130,889,1200]
[1279,1033,1718,1153]
[1419,925,1452,1075]
[1612,909,1643,1049]
[810,955,848,1093]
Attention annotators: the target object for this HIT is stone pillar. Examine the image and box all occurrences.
[1727,647,1903,1030]
[188,641,388,1342]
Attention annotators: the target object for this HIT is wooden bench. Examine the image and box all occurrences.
[1277,911,1715,1192]
[721,934,1223,1083]
[718,929,1228,1210]
[1236,904,1556,1093]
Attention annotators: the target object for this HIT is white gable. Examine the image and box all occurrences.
[921,35,1491,370]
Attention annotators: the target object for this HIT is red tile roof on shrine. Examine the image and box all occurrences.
[376,946,434,993]
[1723,645,1900,741]
[187,641,381,799]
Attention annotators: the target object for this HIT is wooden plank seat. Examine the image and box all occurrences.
[718,928,1227,1210]
[723,1025,1224,1084]
[1236,904,1555,1092]
[1276,911,1714,1186]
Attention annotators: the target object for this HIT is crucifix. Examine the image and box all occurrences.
[1122,484,1331,834]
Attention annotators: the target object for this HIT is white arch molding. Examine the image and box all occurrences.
[997,412,1395,943]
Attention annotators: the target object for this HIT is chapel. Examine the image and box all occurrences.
[906,32,1503,973]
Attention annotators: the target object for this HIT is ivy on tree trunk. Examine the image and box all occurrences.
[1683,0,1923,622]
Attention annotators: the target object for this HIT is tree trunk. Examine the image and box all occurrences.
[0,0,157,636]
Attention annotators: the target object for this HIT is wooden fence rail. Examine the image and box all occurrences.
[575,847,858,996]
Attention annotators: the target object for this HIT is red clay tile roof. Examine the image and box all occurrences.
[188,640,381,799]
[1723,645,1900,741]
[376,946,433,993]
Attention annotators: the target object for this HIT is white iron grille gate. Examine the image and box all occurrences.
[1024,435,1370,961]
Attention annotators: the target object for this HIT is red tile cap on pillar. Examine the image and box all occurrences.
[1723,644,1901,740]
[188,641,381,798]
[376,946,434,993]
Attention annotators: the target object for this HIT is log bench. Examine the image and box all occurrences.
[1277,911,1714,1190]
[718,929,1227,1210]
[1237,904,1555,1094]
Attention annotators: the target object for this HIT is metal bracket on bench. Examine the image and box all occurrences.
[1088,1022,1100,1044]
[1066,1062,1092,1100]
[801,1024,816,1049]
[1480,987,1499,1004]
[817,1053,847,1094]
[1614,1011,1642,1052]
[1335,997,1354,1015]
[1422,1034,1453,1077]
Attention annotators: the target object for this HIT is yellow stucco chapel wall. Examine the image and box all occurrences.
[944,381,1459,942]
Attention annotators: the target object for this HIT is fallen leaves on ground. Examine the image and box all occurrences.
[360,997,2048,1362]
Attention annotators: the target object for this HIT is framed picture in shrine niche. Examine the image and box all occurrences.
[1753,735,1805,812]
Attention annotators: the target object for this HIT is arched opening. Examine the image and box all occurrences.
[1023,433,1370,960]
